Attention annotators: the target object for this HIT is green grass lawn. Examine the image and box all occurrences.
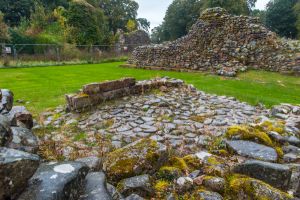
[0,62,299,115]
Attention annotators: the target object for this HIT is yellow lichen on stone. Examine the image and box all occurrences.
[226,174,293,200]
[103,138,167,183]
[169,157,189,172]
[226,125,274,147]
[183,154,203,170]
[154,180,171,193]
[157,166,182,181]
[260,121,285,135]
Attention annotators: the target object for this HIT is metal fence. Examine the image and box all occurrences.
[0,43,141,67]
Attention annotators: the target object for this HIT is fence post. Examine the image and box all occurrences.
[56,45,60,63]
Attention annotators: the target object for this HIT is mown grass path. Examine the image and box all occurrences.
[0,62,299,114]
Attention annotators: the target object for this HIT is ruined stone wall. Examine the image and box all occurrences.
[119,30,151,51]
[129,8,300,76]
[66,77,184,112]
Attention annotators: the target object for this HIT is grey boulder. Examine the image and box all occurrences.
[6,106,33,129]
[117,174,153,197]
[0,89,14,114]
[233,160,291,191]
[80,172,112,200]
[226,140,278,162]
[76,156,102,171]
[18,161,89,200]
[0,115,12,146]
[7,127,38,153]
[0,147,40,200]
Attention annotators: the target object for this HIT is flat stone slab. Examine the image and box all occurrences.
[233,160,291,190]
[226,140,278,162]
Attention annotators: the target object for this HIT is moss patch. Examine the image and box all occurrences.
[226,125,274,147]
[226,174,293,200]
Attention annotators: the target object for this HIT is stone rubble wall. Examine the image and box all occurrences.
[128,7,300,76]
[66,77,185,112]
[118,30,151,51]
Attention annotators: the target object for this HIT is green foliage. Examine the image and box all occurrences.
[137,18,150,32]
[294,1,300,39]
[0,12,9,42]
[0,0,35,26]
[126,19,137,32]
[99,0,139,33]
[265,0,298,39]
[65,0,109,45]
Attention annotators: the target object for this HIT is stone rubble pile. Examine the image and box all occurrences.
[1,78,300,199]
[128,8,300,77]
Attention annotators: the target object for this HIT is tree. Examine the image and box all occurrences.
[294,0,300,38]
[265,0,298,39]
[99,0,139,33]
[137,18,150,32]
[66,0,109,45]
[126,19,137,32]
[0,0,35,26]
[251,9,267,25]
[204,0,256,15]
[0,12,9,42]
[40,0,69,10]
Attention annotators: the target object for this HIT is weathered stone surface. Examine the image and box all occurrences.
[129,8,300,76]
[7,127,39,153]
[226,140,278,162]
[124,193,145,200]
[233,160,291,190]
[0,114,12,146]
[18,161,89,200]
[228,176,293,200]
[197,190,223,200]
[80,172,112,200]
[83,78,136,95]
[117,174,153,197]
[0,147,40,200]
[202,176,226,193]
[103,139,168,183]
[76,156,102,171]
[0,89,14,114]
[6,106,33,129]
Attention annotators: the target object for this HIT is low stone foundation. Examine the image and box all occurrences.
[66,77,184,112]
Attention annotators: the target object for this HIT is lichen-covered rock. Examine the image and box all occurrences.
[225,140,278,162]
[228,175,293,200]
[0,89,14,114]
[80,172,112,200]
[0,114,12,146]
[0,147,40,200]
[6,106,33,129]
[117,174,153,197]
[18,161,89,200]
[103,139,168,183]
[129,8,300,76]
[202,176,226,193]
[197,190,223,200]
[233,160,291,191]
[7,127,38,153]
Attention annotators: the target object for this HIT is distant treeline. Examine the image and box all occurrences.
[0,0,150,46]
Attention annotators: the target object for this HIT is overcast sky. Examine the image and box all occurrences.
[136,0,270,31]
